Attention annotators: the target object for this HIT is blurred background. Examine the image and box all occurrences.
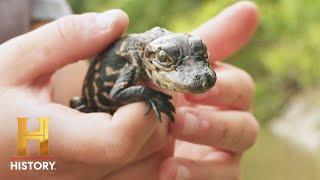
[67,0,320,179]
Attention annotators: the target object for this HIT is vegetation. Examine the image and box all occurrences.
[67,0,320,123]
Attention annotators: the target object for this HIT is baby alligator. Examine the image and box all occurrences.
[70,27,216,122]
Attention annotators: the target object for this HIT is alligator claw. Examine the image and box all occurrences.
[150,99,162,122]
[144,90,175,123]
[144,99,152,115]
[162,105,175,123]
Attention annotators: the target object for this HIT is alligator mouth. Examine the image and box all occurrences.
[154,71,216,94]
[169,81,215,93]
[155,64,216,93]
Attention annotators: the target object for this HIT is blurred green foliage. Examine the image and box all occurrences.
[67,0,320,123]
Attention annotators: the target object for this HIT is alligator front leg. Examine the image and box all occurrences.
[110,65,175,123]
[112,85,175,122]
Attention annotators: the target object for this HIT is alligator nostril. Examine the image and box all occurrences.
[204,72,211,79]
[194,75,201,81]
[203,72,216,87]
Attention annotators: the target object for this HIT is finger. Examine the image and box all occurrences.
[192,1,259,62]
[133,119,172,161]
[185,63,254,111]
[174,141,216,161]
[44,102,160,165]
[171,106,259,153]
[159,156,240,180]
[0,9,128,85]
[110,102,164,159]
[104,147,173,180]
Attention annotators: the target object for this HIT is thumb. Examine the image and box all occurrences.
[0,9,128,85]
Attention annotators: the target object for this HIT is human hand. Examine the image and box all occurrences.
[50,1,260,179]
[159,1,260,179]
[0,10,173,179]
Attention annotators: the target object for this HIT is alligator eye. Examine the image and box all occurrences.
[190,39,205,57]
[191,43,202,53]
[154,49,178,71]
[158,50,168,62]
[166,46,180,59]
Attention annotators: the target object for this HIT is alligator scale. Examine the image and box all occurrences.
[70,27,216,122]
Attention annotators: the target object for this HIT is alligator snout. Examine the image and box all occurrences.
[191,71,216,93]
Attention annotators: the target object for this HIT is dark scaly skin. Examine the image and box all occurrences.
[70,27,216,122]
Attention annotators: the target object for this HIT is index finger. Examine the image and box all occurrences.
[171,106,259,153]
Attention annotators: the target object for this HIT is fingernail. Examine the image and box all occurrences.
[176,165,191,180]
[97,9,121,29]
[182,112,199,136]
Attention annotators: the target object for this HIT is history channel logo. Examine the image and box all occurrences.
[9,117,56,171]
